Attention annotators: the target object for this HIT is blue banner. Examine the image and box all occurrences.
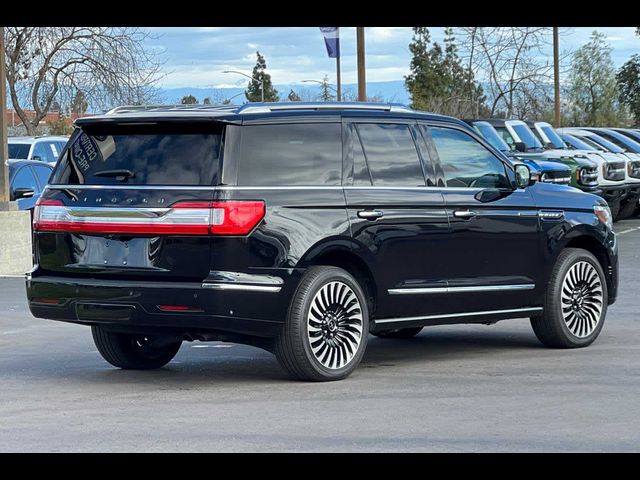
[319,27,340,58]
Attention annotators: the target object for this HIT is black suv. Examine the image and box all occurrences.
[27,102,619,381]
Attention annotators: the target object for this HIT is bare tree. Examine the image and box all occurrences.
[455,27,571,118]
[4,27,164,135]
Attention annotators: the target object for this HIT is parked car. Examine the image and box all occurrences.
[9,160,54,211]
[560,128,640,220]
[528,122,630,220]
[27,102,618,381]
[478,119,599,193]
[7,136,69,165]
[463,120,572,185]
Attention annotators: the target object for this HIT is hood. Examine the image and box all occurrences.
[529,182,604,210]
[521,158,571,173]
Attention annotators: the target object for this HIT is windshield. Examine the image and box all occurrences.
[494,126,517,149]
[595,130,640,153]
[509,123,544,149]
[472,122,510,152]
[584,133,625,153]
[51,123,224,186]
[539,125,566,149]
[8,143,30,159]
[562,134,598,151]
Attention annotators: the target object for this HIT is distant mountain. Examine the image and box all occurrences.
[158,80,411,105]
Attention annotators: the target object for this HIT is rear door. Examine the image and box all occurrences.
[36,121,225,281]
[343,118,450,320]
[425,123,542,313]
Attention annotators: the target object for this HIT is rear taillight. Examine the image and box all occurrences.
[33,199,265,236]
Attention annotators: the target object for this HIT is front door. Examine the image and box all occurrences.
[425,124,543,314]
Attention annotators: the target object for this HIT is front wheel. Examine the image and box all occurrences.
[274,266,369,381]
[530,248,607,348]
[91,326,182,369]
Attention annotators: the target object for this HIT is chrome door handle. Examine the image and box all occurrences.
[453,210,478,219]
[358,210,384,220]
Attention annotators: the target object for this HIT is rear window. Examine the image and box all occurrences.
[8,143,30,159]
[237,123,342,186]
[51,123,223,186]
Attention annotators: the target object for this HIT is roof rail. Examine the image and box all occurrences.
[238,102,414,115]
[105,104,240,115]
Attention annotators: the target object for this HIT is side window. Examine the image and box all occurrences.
[32,142,53,162]
[496,127,515,148]
[11,166,38,196]
[33,165,53,189]
[355,123,425,186]
[238,123,342,186]
[351,125,372,186]
[429,127,511,189]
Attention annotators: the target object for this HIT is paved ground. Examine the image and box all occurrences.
[2,219,640,452]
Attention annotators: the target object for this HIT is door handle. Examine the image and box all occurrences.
[358,209,384,220]
[453,210,478,219]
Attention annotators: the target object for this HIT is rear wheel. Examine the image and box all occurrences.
[372,327,423,339]
[91,326,182,369]
[530,248,607,348]
[274,266,369,381]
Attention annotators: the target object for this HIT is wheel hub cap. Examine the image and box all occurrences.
[561,261,603,338]
[307,281,363,370]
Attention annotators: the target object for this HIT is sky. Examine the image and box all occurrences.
[144,27,640,90]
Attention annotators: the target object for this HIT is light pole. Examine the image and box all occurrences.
[553,27,561,128]
[222,70,264,102]
[0,26,10,206]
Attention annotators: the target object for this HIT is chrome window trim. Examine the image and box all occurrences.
[375,307,543,324]
[388,284,535,295]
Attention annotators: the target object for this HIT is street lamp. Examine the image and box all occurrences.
[224,91,247,104]
[222,70,264,103]
[301,79,339,94]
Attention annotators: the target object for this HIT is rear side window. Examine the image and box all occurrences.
[430,127,510,189]
[355,123,425,186]
[8,144,30,159]
[51,123,223,186]
[237,123,341,186]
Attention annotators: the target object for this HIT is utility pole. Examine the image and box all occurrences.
[0,26,11,206]
[356,27,366,102]
[553,27,561,128]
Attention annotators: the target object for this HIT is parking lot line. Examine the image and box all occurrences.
[616,226,640,236]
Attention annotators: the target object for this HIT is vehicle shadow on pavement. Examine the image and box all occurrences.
[1,325,544,386]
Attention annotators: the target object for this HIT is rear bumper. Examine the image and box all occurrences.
[26,270,301,338]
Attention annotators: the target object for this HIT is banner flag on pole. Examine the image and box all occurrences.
[319,27,340,58]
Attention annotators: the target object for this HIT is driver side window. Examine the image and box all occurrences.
[430,127,511,189]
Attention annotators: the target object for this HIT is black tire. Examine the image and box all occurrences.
[274,266,369,382]
[530,248,607,348]
[371,327,423,339]
[91,326,182,370]
[610,201,621,222]
[617,198,638,221]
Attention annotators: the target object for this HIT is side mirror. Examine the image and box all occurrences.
[514,142,527,153]
[515,164,533,188]
[13,187,35,200]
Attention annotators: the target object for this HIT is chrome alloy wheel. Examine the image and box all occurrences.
[307,281,364,369]
[561,261,604,338]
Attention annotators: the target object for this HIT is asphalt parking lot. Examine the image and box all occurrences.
[1,219,640,452]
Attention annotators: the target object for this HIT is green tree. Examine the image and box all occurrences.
[203,97,212,105]
[287,90,302,102]
[70,90,88,115]
[245,51,279,102]
[405,27,484,117]
[568,31,626,126]
[617,55,640,126]
[180,94,198,105]
[319,75,335,101]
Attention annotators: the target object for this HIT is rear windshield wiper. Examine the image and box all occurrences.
[93,169,136,182]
